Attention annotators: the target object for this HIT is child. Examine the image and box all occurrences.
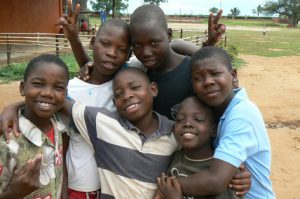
[64,67,178,198]
[168,46,275,198]
[66,18,130,199]
[0,54,69,199]
[157,96,241,199]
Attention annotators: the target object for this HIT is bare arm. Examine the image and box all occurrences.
[171,39,199,56]
[177,158,238,195]
[58,0,91,66]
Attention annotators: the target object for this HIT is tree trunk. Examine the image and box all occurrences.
[112,0,117,18]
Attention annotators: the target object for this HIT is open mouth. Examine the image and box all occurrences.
[36,101,54,110]
[181,132,197,139]
[125,102,141,112]
[102,61,116,70]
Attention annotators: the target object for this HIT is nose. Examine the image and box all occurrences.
[107,46,117,58]
[122,89,133,101]
[143,45,153,57]
[203,76,215,87]
[41,87,54,98]
[183,118,193,128]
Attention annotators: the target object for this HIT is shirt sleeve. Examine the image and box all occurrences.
[214,117,258,168]
[71,102,95,148]
[0,140,16,193]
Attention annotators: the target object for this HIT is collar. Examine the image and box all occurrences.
[220,88,248,120]
[18,110,66,147]
[119,111,174,137]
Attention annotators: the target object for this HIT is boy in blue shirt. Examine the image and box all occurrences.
[162,46,275,198]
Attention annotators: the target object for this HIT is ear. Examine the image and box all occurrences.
[149,82,158,97]
[90,36,96,50]
[19,81,25,97]
[167,28,173,43]
[231,69,238,88]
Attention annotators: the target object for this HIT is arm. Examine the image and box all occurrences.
[0,101,25,143]
[58,0,91,66]
[0,154,42,199]
[177,159,238,195]
[61,133,70,199]
[170,39,199,57]
[157,174,183,199]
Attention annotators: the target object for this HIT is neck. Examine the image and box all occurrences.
[183,145,214,160]
[23,107,52,133]
[88,70,112,85]
[133,112,158,137]
[153,50,185,74]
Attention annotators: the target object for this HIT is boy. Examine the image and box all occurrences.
[158,96,241,199]
[0,54,69,199]
[65,18,130,198]
[64,67,177,198]
[170,46,275,198]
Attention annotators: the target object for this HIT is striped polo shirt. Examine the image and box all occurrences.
[71,102,178,199]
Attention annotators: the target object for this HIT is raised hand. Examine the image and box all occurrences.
[77,61,94,81]
[57,0,81,41]
[204,9,226,47]
[2,154,42,198]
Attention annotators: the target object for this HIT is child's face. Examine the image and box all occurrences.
[113,70,157,123]
[92,25,130,77]
[191,57,237,111]
[174,97,215,151]
[131,21,171,70]
[20,62,68,120]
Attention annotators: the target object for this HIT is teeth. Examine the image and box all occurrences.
[126,104,137,110]
[38,102,52,107]
[182,132,196,139]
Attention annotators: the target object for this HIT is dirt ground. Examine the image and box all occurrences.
[0,55,300,198]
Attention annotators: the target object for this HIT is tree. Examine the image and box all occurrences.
[90,0,128,18]
[143,0,168,6]
[256,5,263,17]
[229,7,241,19]
[209,7,219,14]
[263,0,300,27]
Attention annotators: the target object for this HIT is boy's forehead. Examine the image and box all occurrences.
[113,70,149,85]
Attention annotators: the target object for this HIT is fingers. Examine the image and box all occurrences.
[74,3,80,24]
[208,12,214,30]
[67,0,73,18]
[214,9,223,25]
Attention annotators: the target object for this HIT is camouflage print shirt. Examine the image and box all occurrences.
[0,111,67,199]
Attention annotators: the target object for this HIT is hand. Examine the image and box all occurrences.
[57,0,80,41]
[77,62,94,81]
[229,164,251,196]
[204,9,226,47]
[157,173,183,199]
[5,154,42,198]
[0,102,22,143]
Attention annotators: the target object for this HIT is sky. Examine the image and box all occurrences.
[125,0,268,16]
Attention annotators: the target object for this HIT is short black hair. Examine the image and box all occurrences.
[179,96,216,124]
[24,54,69,81]
[113,67,150,86]
[190,46,232,71]
[96,18,130,42]
[130,4,168,31]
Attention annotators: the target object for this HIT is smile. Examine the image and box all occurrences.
[181,132,197,139]
[36,101,54,110]
[125,103,140,111]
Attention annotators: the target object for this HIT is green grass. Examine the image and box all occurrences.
[226,29,300,57]
[200,18,285,27]
[0,54,80,83]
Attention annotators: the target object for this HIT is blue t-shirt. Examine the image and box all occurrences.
[213,88,275,199]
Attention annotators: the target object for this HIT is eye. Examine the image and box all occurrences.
[54,85,66,91]
[32,81,43,87]
[175,114,184,122]
[151,41,159,47]
[195,115,205,122]
[192,75,203,82]
[131,85,141,90]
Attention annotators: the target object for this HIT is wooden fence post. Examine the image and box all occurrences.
[56,34,60,56]
[6,33,11,65]
[180,29,183,38]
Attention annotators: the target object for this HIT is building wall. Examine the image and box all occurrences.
[0,0,63,33]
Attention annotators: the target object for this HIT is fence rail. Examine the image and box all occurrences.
[0,29,226,66]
